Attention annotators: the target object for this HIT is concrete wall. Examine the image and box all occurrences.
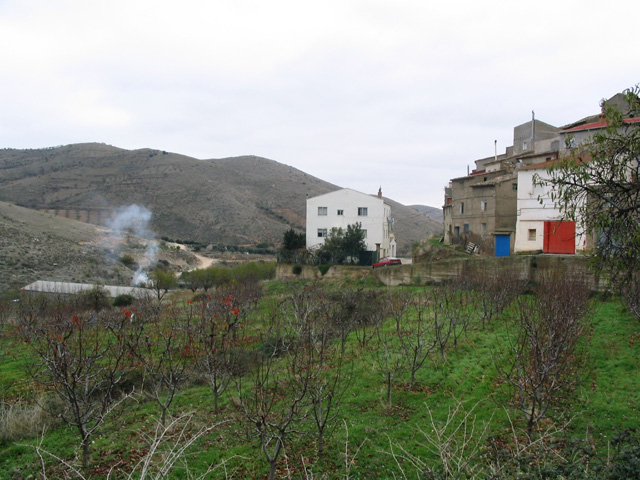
[277,255,608,292]
[372,255,607,291]
[275,264,371,283]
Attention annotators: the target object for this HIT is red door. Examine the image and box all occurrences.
[543,221,575,254]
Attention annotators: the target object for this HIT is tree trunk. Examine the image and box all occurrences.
[81,434,91,469]
[317,428,325,457]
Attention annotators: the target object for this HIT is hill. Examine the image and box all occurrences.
[0,201,199,293]
[0,144,442,253]
[409,204,443,223]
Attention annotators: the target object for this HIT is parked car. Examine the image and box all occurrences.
[372,257,402,269]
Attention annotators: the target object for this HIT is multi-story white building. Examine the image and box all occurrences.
[306,188,396,258]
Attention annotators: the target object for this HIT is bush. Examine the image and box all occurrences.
[318,264,330,276]
[259,336,290,357]
[119,254,136,268]
[113,293,135,307]
[78,285,111,311]
[0,397,60,443]
[232,262,276,283]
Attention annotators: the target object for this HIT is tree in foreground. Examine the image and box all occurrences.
[126,299,195,426]
[14,295,132,468]
[499,272,591,436]
[538,86,640,288]
[233,341,310,480]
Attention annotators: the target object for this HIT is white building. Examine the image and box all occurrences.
[306,188,396,258]
[514,161,587,254]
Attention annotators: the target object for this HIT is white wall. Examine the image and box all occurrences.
[306,189,392,255]
[514,168,587,252]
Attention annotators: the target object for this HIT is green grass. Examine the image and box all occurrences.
[1,285,639,479]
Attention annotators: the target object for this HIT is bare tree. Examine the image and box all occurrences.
[274,282,352,458]
[427,278,478,362]
[392,291,438,389]
[499,272,591,436]
[467,264,525,329]
[14,295,132,468]
[348,288,388,351]
[374,322,407,407]
[126,299,194,426]
[189,293,251,413]
[29,413,236,480]
[387,398,492,480]
[233,339,310,480]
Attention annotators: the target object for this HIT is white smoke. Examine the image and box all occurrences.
[107,205,158,286]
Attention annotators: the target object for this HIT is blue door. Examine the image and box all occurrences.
[495,234,510,257]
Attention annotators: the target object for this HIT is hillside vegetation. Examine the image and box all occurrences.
[0,201,200,293]
[0,144,442,251]
[1,269,638,479]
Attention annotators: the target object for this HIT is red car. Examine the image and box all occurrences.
[372,257,402,269]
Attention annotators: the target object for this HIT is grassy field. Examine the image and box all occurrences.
[0,275,639,479]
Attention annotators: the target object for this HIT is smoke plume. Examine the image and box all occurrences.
[107,204,158,286]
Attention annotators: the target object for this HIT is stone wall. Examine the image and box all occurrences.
[373,255,607,291]
[276,255,609,292]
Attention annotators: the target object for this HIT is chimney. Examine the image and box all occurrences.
[377,186,382,199]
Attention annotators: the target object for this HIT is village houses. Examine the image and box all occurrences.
[443,92,639,256]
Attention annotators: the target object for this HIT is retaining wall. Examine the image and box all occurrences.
[276,255,609,291]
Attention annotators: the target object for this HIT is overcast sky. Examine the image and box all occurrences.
[1,0,638,207]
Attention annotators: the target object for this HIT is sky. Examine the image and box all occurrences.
[1,0,639,207]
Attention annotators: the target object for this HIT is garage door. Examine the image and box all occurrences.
[543,221,575,254]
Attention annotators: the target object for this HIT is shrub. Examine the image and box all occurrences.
[318,264,330,276]
[78,285,111,311]
[259,335,290,357]
[0,397,60,443]
[119,254,136,268]
[113,293,135,307]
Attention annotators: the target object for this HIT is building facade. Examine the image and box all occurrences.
[443,118,560,255]
[306,188,395,258]
[514,161,588,254]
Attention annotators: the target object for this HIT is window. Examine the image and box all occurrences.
[337,209,344,216]
[460,202,465,214]
[480,201,487,211]
[528,229,536,241]
[358,207,368,216]
[463,223,470,233]
[362,229,367,238]
[318,206,327,216]
[481,223,487,233]
[512,183,518,191]
[523,141,528,151]
[317,228,327,238]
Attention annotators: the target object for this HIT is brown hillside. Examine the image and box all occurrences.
[0,144,442,252]
[0,201,199,293]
